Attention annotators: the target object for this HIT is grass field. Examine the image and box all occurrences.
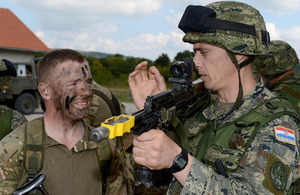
[109,87,133,102]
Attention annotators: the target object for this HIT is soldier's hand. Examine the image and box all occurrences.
[128,61,167,110]
[132,129,181,170]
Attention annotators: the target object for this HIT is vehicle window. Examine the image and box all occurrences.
[26,65,32,78]
[17,64,27,77]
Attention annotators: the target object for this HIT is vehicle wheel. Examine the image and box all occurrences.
[14,93,37,114]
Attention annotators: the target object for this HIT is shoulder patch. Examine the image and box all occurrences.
[274,126,296,146]
[270,161,287,191]
[263,154,291,195]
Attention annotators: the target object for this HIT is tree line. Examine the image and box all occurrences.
[35,49,300,89]
[35,50,195,88]
[86,50,195,88]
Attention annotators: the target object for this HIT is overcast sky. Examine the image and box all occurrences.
[2,0,300,61]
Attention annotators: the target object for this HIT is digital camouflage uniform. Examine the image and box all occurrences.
[273,77,300,114]
[0,59,27,140]
[0,117,134,195]
[165,1,300,194]
[254,40,300,113]
[167,80,300,194]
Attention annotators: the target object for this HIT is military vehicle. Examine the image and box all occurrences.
[0,61,40,114]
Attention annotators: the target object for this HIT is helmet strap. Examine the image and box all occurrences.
[268,69,295,85]
[225,50,254,116]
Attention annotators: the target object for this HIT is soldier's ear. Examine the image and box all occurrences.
[38,82,52,101]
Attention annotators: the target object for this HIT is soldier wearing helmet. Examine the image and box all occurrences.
[254,40,300,113]
[129,1,300,194]
[0,59,27,140]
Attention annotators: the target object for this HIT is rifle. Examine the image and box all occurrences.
[91,58,210,188]
[13,174,48,195]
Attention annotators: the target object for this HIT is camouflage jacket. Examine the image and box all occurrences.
[0,105,27,139]
[167,80,300,194]
[0,117,134,195]
[271,75,300,114]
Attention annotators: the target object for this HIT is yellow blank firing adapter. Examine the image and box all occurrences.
[91,114,135,142]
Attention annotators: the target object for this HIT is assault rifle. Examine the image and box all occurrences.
[13,174,48,195]
[91,58,210,188]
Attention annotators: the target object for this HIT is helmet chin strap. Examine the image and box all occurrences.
[225,50,254,116]
[265,69,295,88]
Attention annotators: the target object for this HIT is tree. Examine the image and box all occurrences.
[173,50,195,62]
[154,53,170,67]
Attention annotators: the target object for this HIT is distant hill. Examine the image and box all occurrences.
[50,48,115,58]
[80,51,113,58]
[51,48,150,61]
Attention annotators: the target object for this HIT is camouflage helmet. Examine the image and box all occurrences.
[178,1,270,55]
[0,59,17,90]
[254,40,299,75]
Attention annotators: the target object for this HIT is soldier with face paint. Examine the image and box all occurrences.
[0,49,134,195]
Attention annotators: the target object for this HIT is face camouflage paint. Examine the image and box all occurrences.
[81,67,87,78]
[51,61,93,120]
[65,95,76,110]
[84,64,89,71]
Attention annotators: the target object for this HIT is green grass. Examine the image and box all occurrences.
[109,87,133,102]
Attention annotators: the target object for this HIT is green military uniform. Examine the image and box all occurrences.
[0,117,134,195]
[167,80,300,194]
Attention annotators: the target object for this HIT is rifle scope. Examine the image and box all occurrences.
[170,58,195,79]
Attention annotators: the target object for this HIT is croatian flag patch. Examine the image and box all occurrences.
[274,126,296,145]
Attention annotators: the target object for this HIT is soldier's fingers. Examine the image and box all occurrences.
[148,66,158,80]
[135,61,148,81]
[134,129,159,142]
[133,135,150,150]
[134,61,148,71]
[133,149,160,170]
[132,144,144,156]
[153,68,167,91]
[128,71,138,86]
[132,154,150,168]
[129,62,146,84]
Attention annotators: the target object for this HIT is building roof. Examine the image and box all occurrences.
[0,8,50,52]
